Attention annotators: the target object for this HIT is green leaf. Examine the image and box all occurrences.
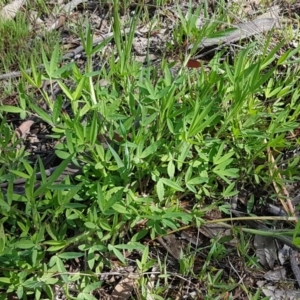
[213,151,235,166]
[84,22,93,55]
[41,48,50,77]
[30,56,42,88]
[213,158,234,171]
[85,222,98,229]
[277,86,292,98]
[23,160,33,175]
[140,141,160,158]
[35,287,41,300]
[21,67,38,87]
[58,252,84,259]
[177,143,191,170]
[73,76,86,100]
[83,282,102,293]
[49,184,81,191]
[14,239,35,249]
[84,70,102,77]
[186,177,208,185]
[103,188,124,212]
[224,63,234,84]
[34,155,73,196]
[17,286,24,299]
[78,293,97,300]
[212,142,225,164]
[52,62,75,78]
[47,245,67,252]
[107,143,124,169]
[160,178,184,191]
[222,182,238,197]
[28,102,53,124]
[277,46,300,65]
[18,89,27,111]
[22,278,43,289]
[0,277,10,284]
[25,163,36,200]
[157,179,164,201]
[52,96,63,123]
[97,183,104,212]
[44,240,67,246]
[44,284,54,299]
[261,40,284,69]
[293,220,300,242]
[164,211,193,223]
[167,160,175,178]
[108,244,125,264]
[56,256,69,283]
[65,129,75,154]
[88,248,95,269]
[91,36,113,55]
[58,81,74,101]
[162,218,177,230]
[114,242,145,251]
[188,100,216,137]
[99,221,112,231]
[213,168,239,183]
[140,113,158,127]
[0,106,24,113]
[112,203,129,214]
[131,229,148,242]
[9,170,30,179]
[141,245,149,265]
[0,236,5,252]
[89,111,98,146]
[55,150,70,160]
[186,183,196,193]
[293,237,300,247]
[49,43,60,77]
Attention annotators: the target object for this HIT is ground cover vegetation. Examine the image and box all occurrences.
[0,0,300,299]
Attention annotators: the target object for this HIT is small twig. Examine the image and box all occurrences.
[227,259,246,285]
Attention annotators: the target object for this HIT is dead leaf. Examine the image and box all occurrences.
[186,59,201,68]
[15,120,35,139]
[264,267,286,282]
[157,234,184,260]
[45,0,86,32]
[262,285,300,299]
[258,5,280,20]
[254,234,277,269]
[111,276,135,300]
[199,223,238,247]
[0,0,25,21]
